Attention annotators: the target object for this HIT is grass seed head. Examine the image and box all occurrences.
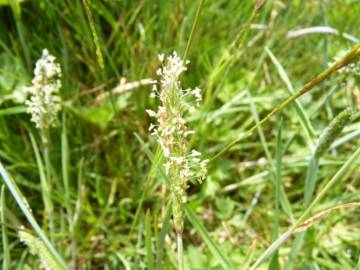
[19,229,63,270]
[25,49,62,131]
[148,52,208,232]
[314,108,354,159]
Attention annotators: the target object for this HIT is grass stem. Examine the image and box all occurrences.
[177,233,184,270]
[42,131,55,241]
[183,0,205,62]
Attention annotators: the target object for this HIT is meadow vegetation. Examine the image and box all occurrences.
[0,0,359,269]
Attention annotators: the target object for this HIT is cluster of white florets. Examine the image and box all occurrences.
[149,52,203,113]
[25,49,62,131]
[147,52,208,232]
[147,52,208,183]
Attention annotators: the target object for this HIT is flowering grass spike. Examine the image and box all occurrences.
[19,229,63,270]
[26,49,62,133]
[147,52,208,233]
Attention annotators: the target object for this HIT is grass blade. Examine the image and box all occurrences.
[82,0,104,69]
[0,161,68,269]
[185,206,234,270]
[1,185,10,270]
[155,203,172,270]
[243,240,257,270]
[268,117,283,270]
[249,145,360,269]
[303,156,319,208]
[0,106,26,116]
[61,112,70,211]
[265,48,316,147]
[211,43,360,161]
[248,91,294,222]
[183,0,205,61]
[29,133,53,220]
[145,210,154,270]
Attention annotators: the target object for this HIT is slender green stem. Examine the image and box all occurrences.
[83,0,104,69]
[177,233,184,270]
[0,162,68,270]
[273,118,282,236]
[204,0,267,100]
[42,129,54,241]
[1,186,10,270]
[211,43,360,161]
[183,0,205,62]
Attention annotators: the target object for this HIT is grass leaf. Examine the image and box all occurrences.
[0,162,68,269]
[265,47,316,147]
[1,185,10,270]
[145,209,154,270]
[185,206,234,270]
[155,203,172,270]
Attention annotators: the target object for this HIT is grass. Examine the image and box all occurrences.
[0,0,360,269]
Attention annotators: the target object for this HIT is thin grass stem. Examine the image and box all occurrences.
[177,233,184,270]
[183,0,205,62]
[42,130,55,241]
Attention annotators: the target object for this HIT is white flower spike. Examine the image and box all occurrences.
[26,49,62,131]
[147,52,207,233]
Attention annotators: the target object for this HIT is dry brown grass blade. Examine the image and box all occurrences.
[95,78,155,103]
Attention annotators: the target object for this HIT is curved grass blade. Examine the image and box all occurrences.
[29,133,53,217]
[249,145,360,269]
[185,206,234,270]
[0,162,68,269]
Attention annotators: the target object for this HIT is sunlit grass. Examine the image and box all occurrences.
[0,0,359,269]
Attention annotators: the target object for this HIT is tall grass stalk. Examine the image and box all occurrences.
[1,186,10,270]
[42,130,55,239]
[25,49,62,238]
[29,132,54,235]
[182,0,205,62]
[147,53,207,270]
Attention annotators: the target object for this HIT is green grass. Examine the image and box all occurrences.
[0,0,360,269]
